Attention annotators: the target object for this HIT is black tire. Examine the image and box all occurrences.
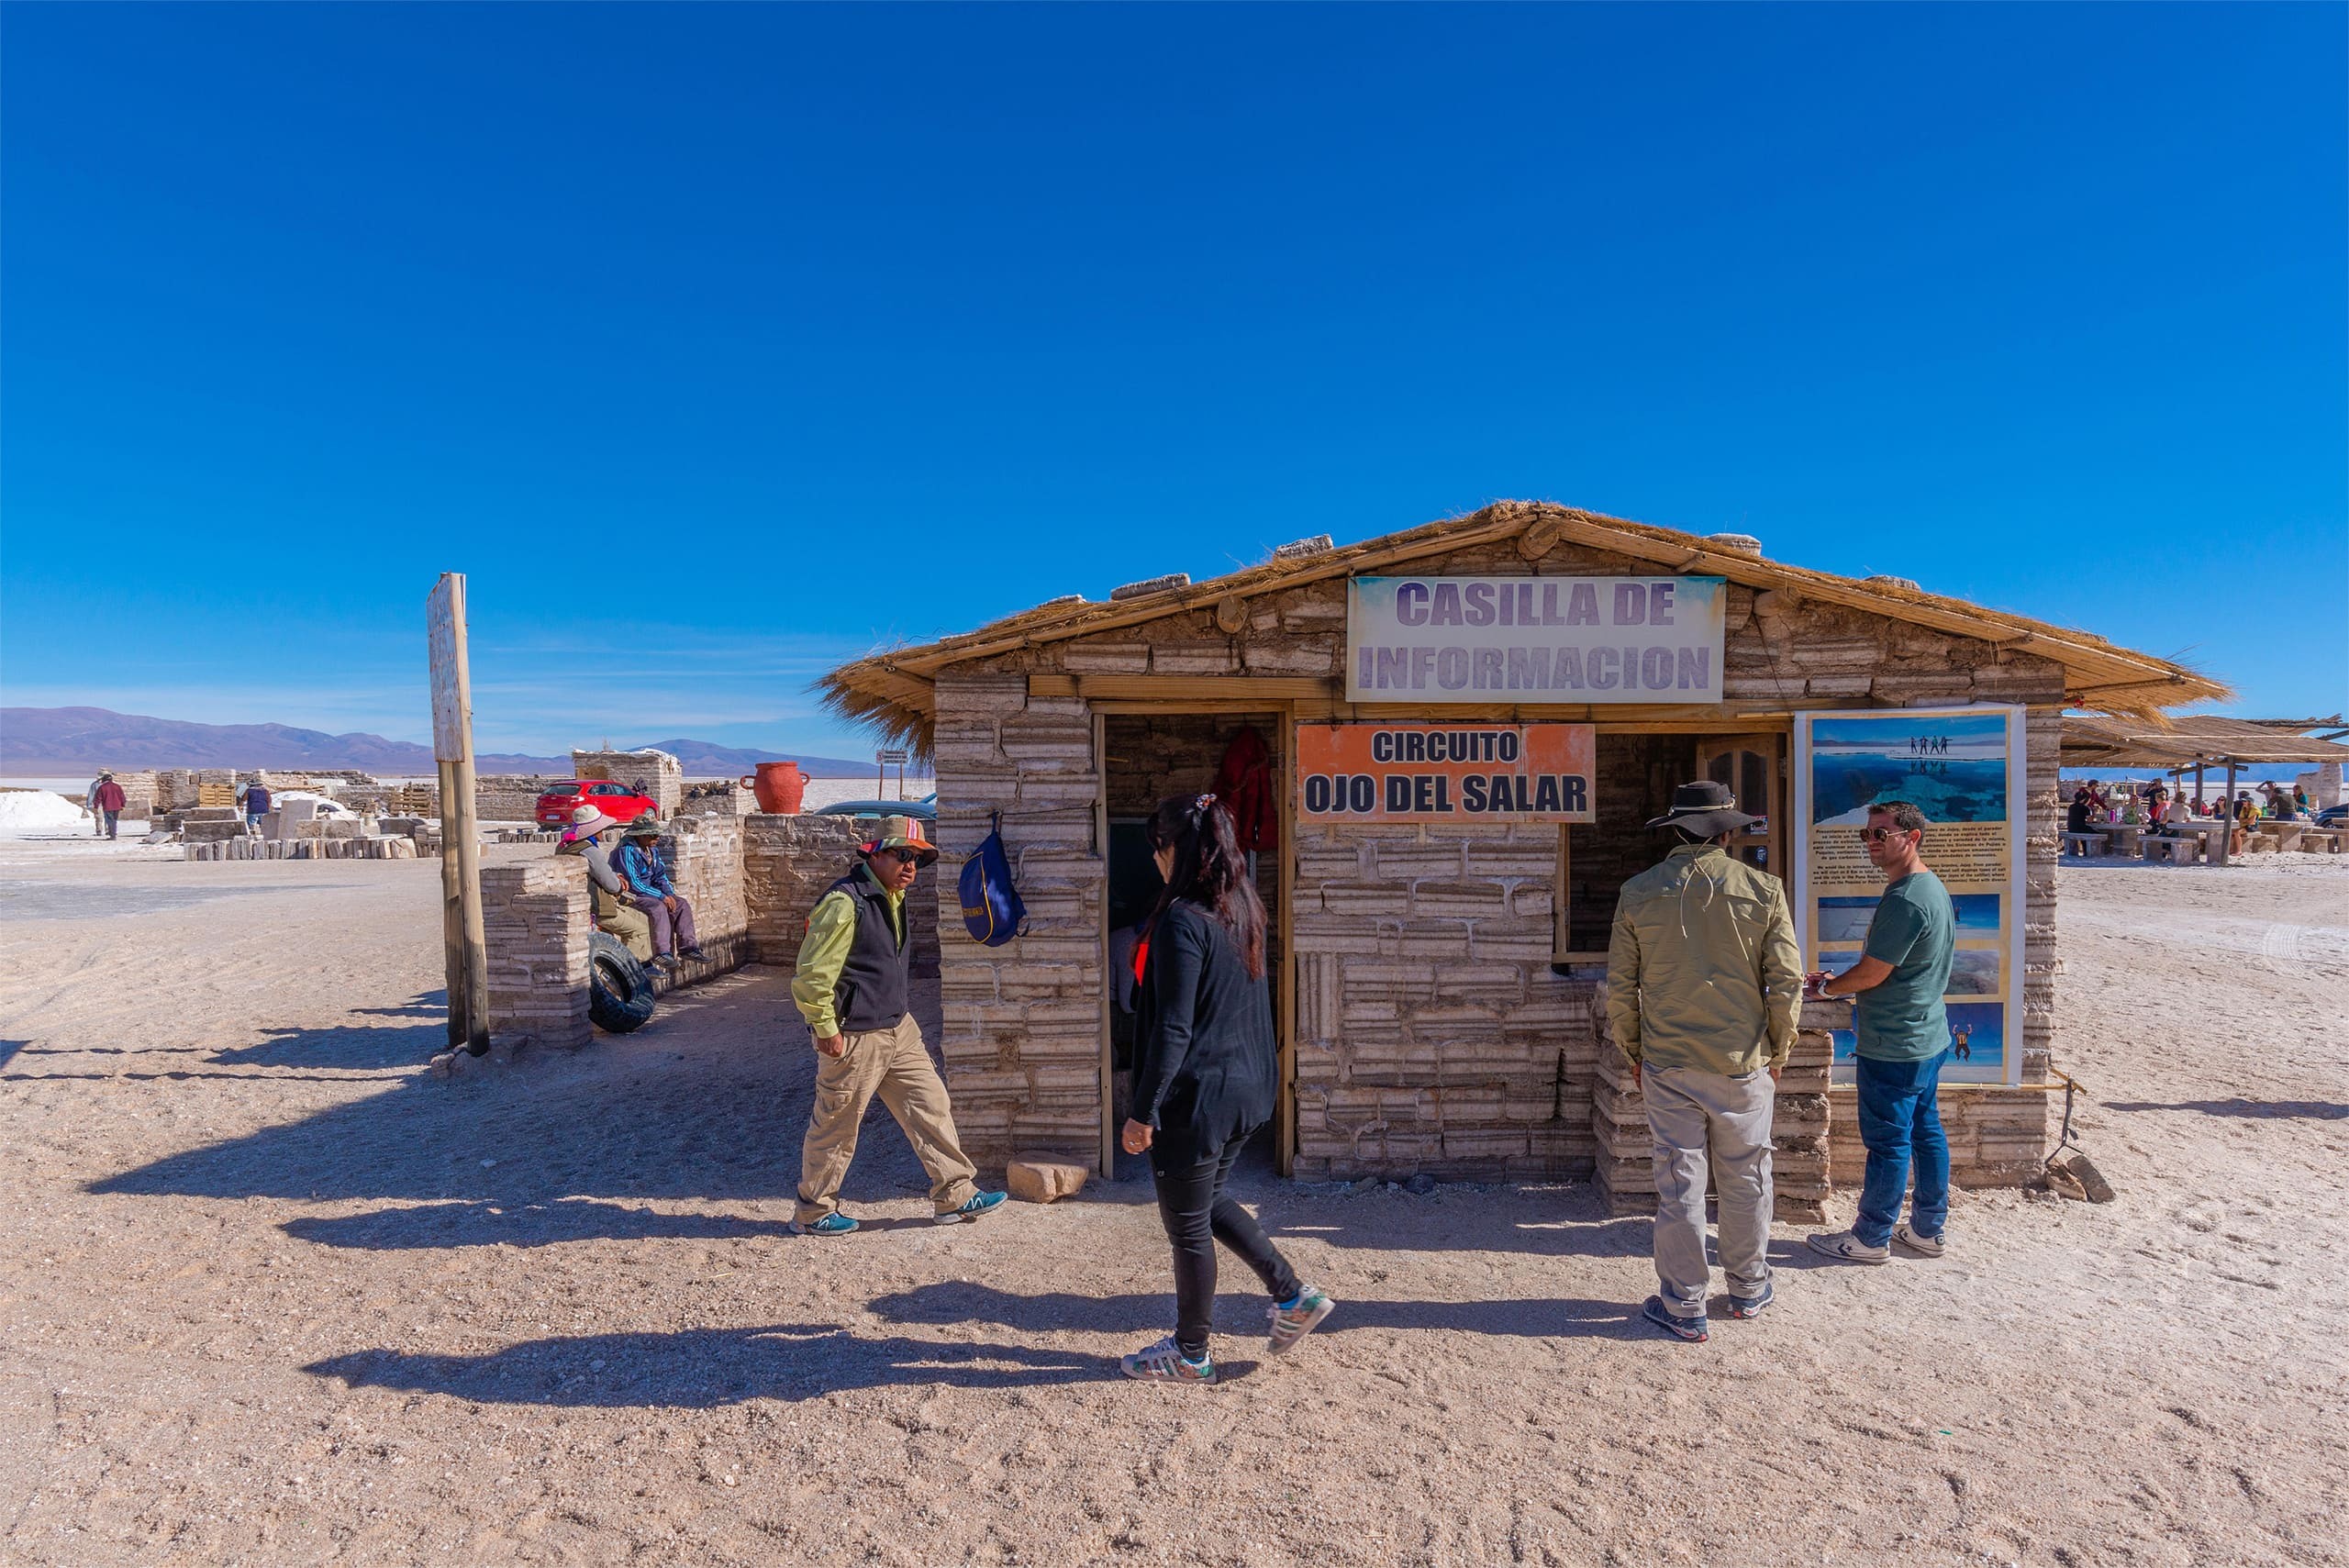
[588,931,657,1034]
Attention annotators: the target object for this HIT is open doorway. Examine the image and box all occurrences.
[1553,729,1787,965]
[1101,712,1284,1173]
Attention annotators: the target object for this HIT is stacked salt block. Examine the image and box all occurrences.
[571,748,683,818]
[1830,1083,2050,1190]
[743,813,869,964]
[1587,982,1833,1222]
[930,673,1107,1165]
[650,815,751,990]
[1286,819,1592,1181]
[480,857,591,1051]
[185,837,420,861]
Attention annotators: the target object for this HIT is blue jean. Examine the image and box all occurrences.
[1854,1051,1951,1247]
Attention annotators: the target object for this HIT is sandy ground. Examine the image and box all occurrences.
[0,844,2343,1568]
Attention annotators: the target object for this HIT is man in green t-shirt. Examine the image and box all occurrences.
[1803,800,1956,1264]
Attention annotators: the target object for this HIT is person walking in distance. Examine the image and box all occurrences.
[790,816,1006,1236]
[1806,800,1957,1262]
[89,773,127,840]
[1607,780,1802,1342]
[1118,795,1333,1385]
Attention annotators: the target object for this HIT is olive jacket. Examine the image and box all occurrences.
[1605,844,1801,1076]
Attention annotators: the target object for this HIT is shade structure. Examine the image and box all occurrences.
[2060,715,2349,770]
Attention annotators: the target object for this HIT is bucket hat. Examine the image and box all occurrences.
[621,817,663,839]
[862,814,941,868]
[1643,780,1762,838]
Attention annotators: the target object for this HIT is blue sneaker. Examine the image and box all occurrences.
[794,1211,858,1237]
[1642,1296,1709,1342]
[936,1189,1008,1225]
[1726,1281,1774,1319]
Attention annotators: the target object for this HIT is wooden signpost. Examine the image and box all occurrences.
[427,573,493,1056]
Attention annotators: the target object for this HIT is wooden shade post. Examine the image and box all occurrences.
[428,573,493,1056]
[2214,760,2236,868]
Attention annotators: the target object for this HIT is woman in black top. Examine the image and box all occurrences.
[1118,795,1334,1385]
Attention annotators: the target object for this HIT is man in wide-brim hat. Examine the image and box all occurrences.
[788,815,1006,1236]
[1606,780,1801,1342]
[560,803,653,962]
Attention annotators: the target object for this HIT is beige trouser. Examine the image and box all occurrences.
[1644,1063,1776,1318]
[595,897,654,962]
[796,1012,979,1223]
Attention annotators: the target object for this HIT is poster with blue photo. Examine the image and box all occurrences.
[1793,706,2026,1087]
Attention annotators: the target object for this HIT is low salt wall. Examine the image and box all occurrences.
[475,812,928,1053]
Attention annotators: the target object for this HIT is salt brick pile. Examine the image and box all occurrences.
[185,838,419,862]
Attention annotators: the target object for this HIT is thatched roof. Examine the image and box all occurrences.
[821,500,2230,756]
[2063,715,2349,771]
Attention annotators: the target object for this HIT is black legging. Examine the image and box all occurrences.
[1151,1134,1300,1360]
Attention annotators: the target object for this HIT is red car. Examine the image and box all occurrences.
[536,779,661,829]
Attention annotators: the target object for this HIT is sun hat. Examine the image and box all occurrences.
[1642,779,1762,838]
[562,802,622,842]
[862,814,942,868]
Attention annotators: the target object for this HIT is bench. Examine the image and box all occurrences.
[2247,833,2281,853]
[2143,834,2202,865]
[2061,831,2109,857]
[2299,829,2343,854]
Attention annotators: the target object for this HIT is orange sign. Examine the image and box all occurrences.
[1296,722,1597,824]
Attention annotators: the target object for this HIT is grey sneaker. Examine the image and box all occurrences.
[1267,1286,1334,1354]
[1807,1229,1891,1263]
[1892,1222,1944,1258]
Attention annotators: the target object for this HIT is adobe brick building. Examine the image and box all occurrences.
[820,502,2221,1199]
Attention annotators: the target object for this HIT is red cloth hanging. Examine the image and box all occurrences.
[1210,725,1277,854]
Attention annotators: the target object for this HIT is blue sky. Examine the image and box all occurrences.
[4,4,2342,757]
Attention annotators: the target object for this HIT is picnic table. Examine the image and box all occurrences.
[2099,822,2148,856]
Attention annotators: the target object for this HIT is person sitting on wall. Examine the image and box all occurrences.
[614,818,708,970]
[788,815,1007,1237]
[1805,800,1957,1265]
[1607,780,1800,1341]
[559,804,653,962]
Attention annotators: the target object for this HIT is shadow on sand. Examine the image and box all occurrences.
[305,1323,1125,1407]
[866,1279,1643,1340]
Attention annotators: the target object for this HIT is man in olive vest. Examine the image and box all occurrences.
[790,816,1006,1237]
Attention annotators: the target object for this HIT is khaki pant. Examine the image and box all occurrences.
[796,1013,978,1223]
[1644,1063,1776,1318]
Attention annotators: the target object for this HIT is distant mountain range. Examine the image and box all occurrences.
[0,707,892,779]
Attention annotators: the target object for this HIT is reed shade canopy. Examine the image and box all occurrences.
[2060,714,2349,772]
[819,500,2231,762]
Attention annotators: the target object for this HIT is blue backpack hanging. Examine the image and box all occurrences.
[958,812,1028,946]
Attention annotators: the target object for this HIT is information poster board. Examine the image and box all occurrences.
[1297,722,1597,825]
[1791,706,2026,1086]
[1345,575,1726,703]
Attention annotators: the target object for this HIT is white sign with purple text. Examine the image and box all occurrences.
[1344,575,1727,704]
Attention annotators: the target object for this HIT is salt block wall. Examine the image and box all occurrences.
[742,814,938,983]
[481,857,592,1051]
[658,815,750,984]
[573,750,685,818]
[930,672,1107,1165]
[1291,819,1592,1180]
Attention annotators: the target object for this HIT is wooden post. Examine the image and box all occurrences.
[437,757,469,1048]
[428,573,494,1056]
[2214,759,2236,868]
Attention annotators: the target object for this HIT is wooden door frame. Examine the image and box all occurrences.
[1091,699,1298,1177]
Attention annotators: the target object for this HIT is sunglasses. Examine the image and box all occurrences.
[878,847,926,864]
[1855,827,1917,844]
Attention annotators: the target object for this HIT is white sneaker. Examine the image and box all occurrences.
[1806,1229,1891,1264]
[1891,1222,1944,1258]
